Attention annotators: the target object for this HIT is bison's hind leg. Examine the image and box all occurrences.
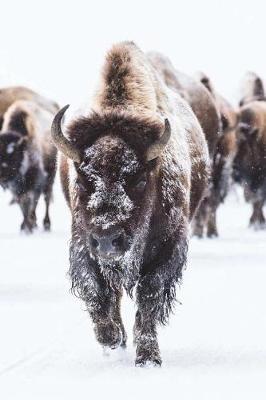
[192,197,209,238]
[207,209,218,238]
[43,158,57,231]
[249,200,266,230]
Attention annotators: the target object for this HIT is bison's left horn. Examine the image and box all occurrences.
[51,104,81,163]
[146,118,171,161]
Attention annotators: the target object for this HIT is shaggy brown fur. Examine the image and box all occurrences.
[0,100,57,232]
[0,86,59,128]
[148,54,221,238]
[197,72,237,236]
[147,53,220,157]
[57,41,209,367]
[233,97,266,229]
[239,72,265,106]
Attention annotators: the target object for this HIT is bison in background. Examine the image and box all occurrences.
[147,53,221,238]
[233,72,266,229]
[196,72,237,236]
[52,41,209,366]
[0,86,59,128]
[0,99,57,232]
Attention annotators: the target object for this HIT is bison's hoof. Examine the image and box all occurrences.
[20,223,34,234]
[207,230,218,238]
[43,221,51,231]
[135,344,162,367]
[192,226,204,238]
[249,221,266,231]
[94,321,122,349]
[135,354,162,367]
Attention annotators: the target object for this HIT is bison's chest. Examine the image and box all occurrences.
[9,166,47,197]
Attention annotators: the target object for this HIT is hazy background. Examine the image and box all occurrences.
[0,0,265,107]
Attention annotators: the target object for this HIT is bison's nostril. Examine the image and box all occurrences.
[112,234,124,248]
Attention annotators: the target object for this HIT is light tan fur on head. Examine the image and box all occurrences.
[239,72,265,105]
[1,100,56,158]
[0,86,59,119]
[195,71,237,131]
[240,100,266,144]
[93,42,168,117]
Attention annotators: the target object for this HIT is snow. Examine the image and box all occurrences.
[1,181,266,400]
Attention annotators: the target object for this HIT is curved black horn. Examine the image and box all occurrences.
[146,118,171,161]
[51,104,81,163]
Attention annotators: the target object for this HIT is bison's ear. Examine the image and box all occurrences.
[146,118,171,161]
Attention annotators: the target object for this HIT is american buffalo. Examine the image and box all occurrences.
[233,73,266,229]
[52,41,209,366]
[147,53,221,238]
[0,98,57,232]
[197,72,237,236]
[0,86,58,128]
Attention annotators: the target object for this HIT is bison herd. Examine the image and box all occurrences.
[0,42,266,366]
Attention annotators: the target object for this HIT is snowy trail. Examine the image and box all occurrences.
[1,183,266,399]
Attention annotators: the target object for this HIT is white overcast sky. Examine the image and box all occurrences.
[0,0,265,107]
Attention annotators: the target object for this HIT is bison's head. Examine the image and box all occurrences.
[0,132,26,186]
[233,103,266,189]
[52,106,171,281]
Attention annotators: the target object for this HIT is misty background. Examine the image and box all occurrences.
[0,0,264,107]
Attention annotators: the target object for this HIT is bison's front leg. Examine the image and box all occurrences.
[19,192,39,233]
[89,287,127,349]
[134,236,188,367]
[249,199,266,229]
[70,238,127,349]
[192,196,209,238]
[134,275,163,367]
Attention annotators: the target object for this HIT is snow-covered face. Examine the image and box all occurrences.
[0,132,26,185]
[74,135,156,262]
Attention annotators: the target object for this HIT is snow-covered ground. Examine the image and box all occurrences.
[1,181,266,400]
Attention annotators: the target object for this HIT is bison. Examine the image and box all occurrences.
[0,99,57,232]
[0,86,58,128]
[196,72,237,236]
[147,53,221,238]
[233,73,266,229]
[52,41,209,366]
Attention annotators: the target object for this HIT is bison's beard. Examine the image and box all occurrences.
[70,201,153,299]
[97,235,146,295]
[100,210,153,295]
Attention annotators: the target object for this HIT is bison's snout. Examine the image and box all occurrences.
[89,229,127,259]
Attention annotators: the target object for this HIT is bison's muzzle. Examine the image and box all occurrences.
[89,228,128,260]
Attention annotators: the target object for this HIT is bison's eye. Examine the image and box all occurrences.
[134,176,147,192]
[76,175,94,197]
[126,173,147,198]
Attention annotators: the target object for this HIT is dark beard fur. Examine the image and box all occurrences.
[97,251,141,296]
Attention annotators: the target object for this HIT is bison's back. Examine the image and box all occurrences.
[0,86,59,121]
[147,52,220,157]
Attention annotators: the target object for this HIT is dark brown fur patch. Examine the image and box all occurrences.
[67,111,163,161]
[7,110,29,136]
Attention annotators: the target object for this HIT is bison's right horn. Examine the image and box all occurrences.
[146,118,171,161]
[51,104,81,163]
